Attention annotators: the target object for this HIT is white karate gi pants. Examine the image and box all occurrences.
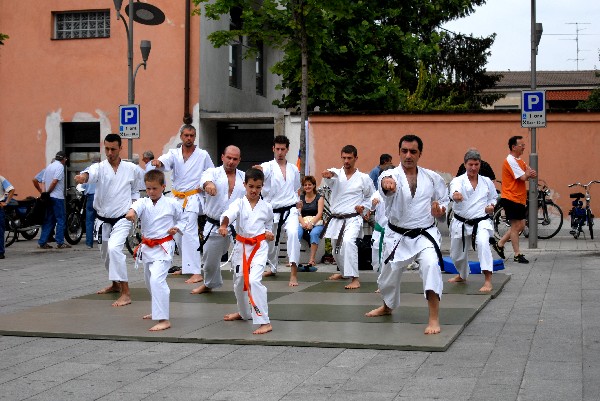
[267,208,300,273]
[378,247,443,309]
[200,231,230,290]
[371,230,383,272]
[449,227,493,280]
[99,218,132,282]
[332,217,363,278]
[233,259,270,325]
[174,210,201,275]
[144,259,171,320]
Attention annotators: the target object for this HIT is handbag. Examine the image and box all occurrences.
[302,216,323,226]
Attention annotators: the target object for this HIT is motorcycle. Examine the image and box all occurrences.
[3,196,44,247]
[64,185,86,245]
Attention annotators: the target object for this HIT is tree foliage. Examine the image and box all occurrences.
[577,87,600,110]
[0,33,8,45]
[192,0,500,113]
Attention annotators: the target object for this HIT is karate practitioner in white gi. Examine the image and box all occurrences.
[152,125,214,284]
[191,146,246,295]
[126,170,186,331]
[366,134,449,335]
[448,149,497,292]
[75,134,145,307]
[219,168,275,335]
[255,135,301,287]
[322,145,374,289]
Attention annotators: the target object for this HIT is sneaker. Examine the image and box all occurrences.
[0,253,5,259]
[491,240,506,259]
[38,243,53,249]
[56,243,72,249]
[514,254,529,264]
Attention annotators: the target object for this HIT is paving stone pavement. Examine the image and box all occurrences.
[0,227,599,401]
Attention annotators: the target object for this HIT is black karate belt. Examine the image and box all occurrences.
[453,213,491,251]
[320,212,360,254]
[272,204,295,246]
[198,216,220,252]
[385,223,444,270]
[96,214,126,245]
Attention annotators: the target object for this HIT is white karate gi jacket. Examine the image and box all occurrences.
[130,196,186,262]
[87,160,144,218]
[449,173,497,239]
[380,166,449,263]
[260,160,300,211]
[201,166,246,223]
[323,167,374,239]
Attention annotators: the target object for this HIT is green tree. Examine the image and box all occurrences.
[577,87,600,110]
[0,33,8,45]
[192,0,498,166]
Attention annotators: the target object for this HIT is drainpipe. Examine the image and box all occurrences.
[183,0,192,124]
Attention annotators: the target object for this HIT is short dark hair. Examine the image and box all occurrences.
[104,133,122,146]
[273,135,290,148]
[399,134,423,153]
[341,145,358,157]
[508,135,523,150]
[245,167,264,183]
[180,124,196,135]
[379,154,392,165]
[145,169,165,185]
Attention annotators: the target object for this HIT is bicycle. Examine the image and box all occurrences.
[567,180,599,239]
[493,180,563,240]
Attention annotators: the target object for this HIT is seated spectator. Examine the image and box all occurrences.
[297,176,325,269]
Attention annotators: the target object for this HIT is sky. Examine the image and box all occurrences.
[443,0,600,72]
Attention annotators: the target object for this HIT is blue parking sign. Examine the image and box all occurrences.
[521,91,546,128]
[119,104,140,139]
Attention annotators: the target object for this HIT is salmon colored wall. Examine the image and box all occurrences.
[308,112,600,212]
[0,0,199,196]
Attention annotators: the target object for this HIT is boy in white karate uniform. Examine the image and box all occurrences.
[219,168,275,335]
[126,170,186,331]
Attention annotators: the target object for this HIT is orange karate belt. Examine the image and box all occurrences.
[133,235,174,259]
[235,233,267,316]
[172,188,200,209]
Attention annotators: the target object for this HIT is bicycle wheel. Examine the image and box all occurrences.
[20,227,39,240]
[536,203,563,240]
[4,215,17,247]
[588,209,594,240]
[125,219,142,255]
[493,206,511,241]
[64,213,83,245]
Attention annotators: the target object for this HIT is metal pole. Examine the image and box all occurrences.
[127,0,134,160]
[528,0,539,248]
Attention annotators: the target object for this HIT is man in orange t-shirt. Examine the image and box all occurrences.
[493,136,537,264]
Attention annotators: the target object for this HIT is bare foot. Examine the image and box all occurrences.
[448,275,466,283]
[149,320,171,331]
[328,273,343,280]
[191,284,211,294]
[111,295,131,307]
[185,274,204,284]
[375,288,381,293]
[142,314,152,319]
[172,269,182,275]
[424,322,441,335]
[224,312,243,321]
[365,305,392,317]
[263,271,276,277]
[97,284,120,294]
[479,283,493,292]
[289,278,298,287]
[253,323,272,335]
[344,277,360,290]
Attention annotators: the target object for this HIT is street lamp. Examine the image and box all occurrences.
[112,0,165,159]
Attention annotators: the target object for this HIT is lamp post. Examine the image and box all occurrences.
[112,0,165,160]
[528,1,543,248]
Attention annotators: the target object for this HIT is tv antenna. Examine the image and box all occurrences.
[563,22,591,70]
